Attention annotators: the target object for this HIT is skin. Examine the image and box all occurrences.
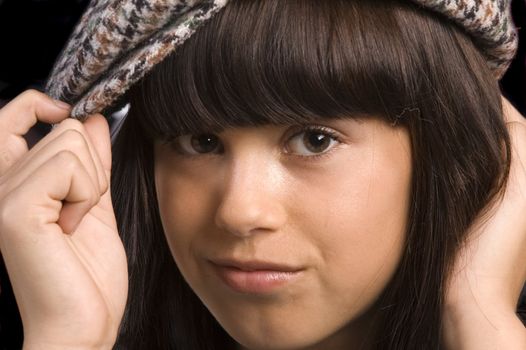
[153,117,413,349]
[0,90,126,349]
[0,90,523,349]
[443,97,526,349]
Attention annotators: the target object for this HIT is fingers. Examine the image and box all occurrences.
[502,95,526,125]
[505,122,526,211]
[3,118,108,196]
[0,90,71,174]
[501,99,526,288]
[0,92,124,343]
[501,95,526,202]
[0,89,111,236]
[0,128,104,202]
[0,89,71,135]
[52,151,101,235]
[83,114,112,184]
[0,150,99,236]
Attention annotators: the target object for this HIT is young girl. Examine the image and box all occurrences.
[0,0,525,349]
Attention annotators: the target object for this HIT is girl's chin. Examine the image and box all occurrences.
[217,320,349,350]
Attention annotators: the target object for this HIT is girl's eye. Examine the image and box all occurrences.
[175,134,222,155]
[285,127,341,157]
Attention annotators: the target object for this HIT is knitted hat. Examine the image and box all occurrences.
[44,0,519,120]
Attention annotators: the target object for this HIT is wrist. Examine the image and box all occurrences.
[443,290,526,349]
[23,345,107,350]
[23,329,116,350]
[22,315,119,350]
[23,340,115,350]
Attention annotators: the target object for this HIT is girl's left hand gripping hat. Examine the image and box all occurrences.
[44,0,229,121]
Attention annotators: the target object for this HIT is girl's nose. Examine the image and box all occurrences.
[214,155,287,238]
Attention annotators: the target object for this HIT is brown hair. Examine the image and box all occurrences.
[110,0,510,348]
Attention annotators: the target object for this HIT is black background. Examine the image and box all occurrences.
[0,0,524,348]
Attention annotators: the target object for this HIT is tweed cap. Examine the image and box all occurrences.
[44,0,518,120]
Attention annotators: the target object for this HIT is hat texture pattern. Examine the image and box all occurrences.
[410,0,518,78]
[46,0,228,120]
[45,0,518,120]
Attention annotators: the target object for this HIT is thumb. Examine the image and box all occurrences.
[83,114,112,180]
[82,114,115,215]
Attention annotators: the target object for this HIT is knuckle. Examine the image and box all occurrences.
[62,128,88,150]
[80,174,100,208]
[0,192,23,236]
[508,122,526,148]
[512,121,526,136]
[20,89,44,100]
[90,186,101,207]
[59,117,84,131]
[0,192,53,243]
[21,89,48,107]
[100,177,109,195]
[55,150,81,170]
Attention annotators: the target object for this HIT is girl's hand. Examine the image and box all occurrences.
[0,90,128,349]
[443,96,526,349]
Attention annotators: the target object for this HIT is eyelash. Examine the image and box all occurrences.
[165,125,343,162]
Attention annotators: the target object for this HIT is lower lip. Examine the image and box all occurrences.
[211,264,302,294]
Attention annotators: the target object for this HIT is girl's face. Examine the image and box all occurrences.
[154,117,412,349]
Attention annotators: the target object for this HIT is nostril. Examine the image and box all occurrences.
[214,196,286,238]
[214,203,258,237]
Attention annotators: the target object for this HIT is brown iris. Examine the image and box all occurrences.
[303,131,331,153]
[190,134,220,153]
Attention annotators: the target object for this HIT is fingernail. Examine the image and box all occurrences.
[53,99,72,110]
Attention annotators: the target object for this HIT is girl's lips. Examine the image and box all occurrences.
[210,262,303,294]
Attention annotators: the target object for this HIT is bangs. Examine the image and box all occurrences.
[128,0,452,139]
